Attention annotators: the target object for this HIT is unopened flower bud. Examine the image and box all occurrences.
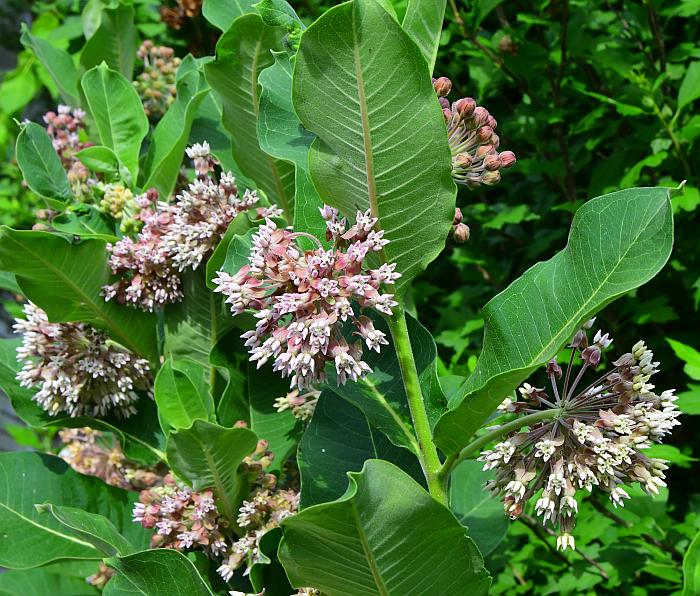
[546,359,562,379]
[433,76,452,97]
[452,223,470,243]
[481,170,501,185]
[454,153,473,168]
[453,207,463,224]
[477,125,494,143]
[472,106,489,126]
[484,154,501,171]
[499,151,516,168]
[453,97,476,118]
[439,97,450,109]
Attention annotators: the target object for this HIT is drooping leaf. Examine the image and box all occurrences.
[166,420,258,521]
[105,550,214,596]
[434,187,674,454]
[402,0,447,70]
[141,68,210,197]
[449,460,509,556]
[76,145,121,177]
[36,504,137,557]
[0,452,149,569]
[80,4,139,79]
[205,14,295,218]
[253,0,303,28]
[298,392,423,507]
[248,527,293,594]
[154,358,214,433]
[327,312,446,454]
[0,229,158,361]
[292,0,455,295]
[15,123,72,203]
[247,362,299,473]
[279,459,491,595]
[202,0,256,32]
[51,207,119,242]
[81,63,149,182]
[20,25,80,105]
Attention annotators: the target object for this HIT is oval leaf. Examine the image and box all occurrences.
[434,187,674,454]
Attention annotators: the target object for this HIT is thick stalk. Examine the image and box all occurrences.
[439,409,560,480]
[387,307,447,505]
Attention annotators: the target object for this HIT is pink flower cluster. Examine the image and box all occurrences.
[104,143,275,311]
[433,76,516,188]
[212,206,401,390]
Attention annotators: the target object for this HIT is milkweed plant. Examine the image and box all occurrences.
[0,0,681,594]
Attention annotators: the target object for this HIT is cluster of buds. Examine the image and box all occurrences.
[134,41,181,119]
[449,207,470,243]
[478,320,680,550]
[42,105,93,197]
[58,427,161,490]
[14,303,152,418]
[217,434,299,581]
[433,76,516,189]
[99,182,140,230]
[104,142,271,311]
[274,388,321,421]
[86,562,114,589]
[133,474,228,554]
[213,205,401,390]
[160,0,202,30]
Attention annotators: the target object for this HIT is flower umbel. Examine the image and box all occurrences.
[479,322,680,550]
[433,76,516,188]
[213,206,400,390]
[14,303,152,418]
[134,41,181,119]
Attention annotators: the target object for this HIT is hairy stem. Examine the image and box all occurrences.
[387,307,447,505]
[439,408,561,479]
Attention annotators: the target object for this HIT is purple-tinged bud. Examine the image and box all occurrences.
[582,317,596,329]
[546,359,563,379]
[453,207,463,224]
[484,154,501,171]
[581,345,601,367]
[570,329,587,348]
[453,97,476,118]
[475,144,494,158]
[477,126,494,143]
[454,153,473,168]
[473,106,489,126]
[453,223,470,243]
[442,107,453,121]
[439,97,450,109]
[487,115,498,129]
[500,151,516,168]
[433,77,452,97]
[491,134,501,149]
[481,170,501,185]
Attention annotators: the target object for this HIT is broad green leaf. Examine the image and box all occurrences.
[105,550,214,596]
[293,0,455,295]
[154,358,214,433]
[327,313,446,454]
[298,392,423,507]
[202,0,256,31]
[76,145,120,176]
[678,62,700,111]
[205,211,253,289]
[0,566,97,595]
[15,123,72,203]
[434,187,674,454]
[164,269,235,371]
[81,63,149,182]
[402,0,447,70]
[205,14,295,218]
[667,338,700,380]
[257,52,326,245]
[279,459,491,595]
[20,25,80,105]
[0,452,149,569]
[51,207,119,242]
[210,328,251,427]
[80,5,138,79]
[37,504,137,557]
[253,0,303,28]
[247,362,299,473]
[166,420,258,521]
[141,68,210,197]
[449,460,509,556]
[0,229,158,361]
[683,529,700,595]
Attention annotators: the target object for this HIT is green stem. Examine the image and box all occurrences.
[387,307,447,505]
[439,409,560,480]
[652,102,693,181]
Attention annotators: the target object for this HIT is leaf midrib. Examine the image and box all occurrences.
[349,499,390,596]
